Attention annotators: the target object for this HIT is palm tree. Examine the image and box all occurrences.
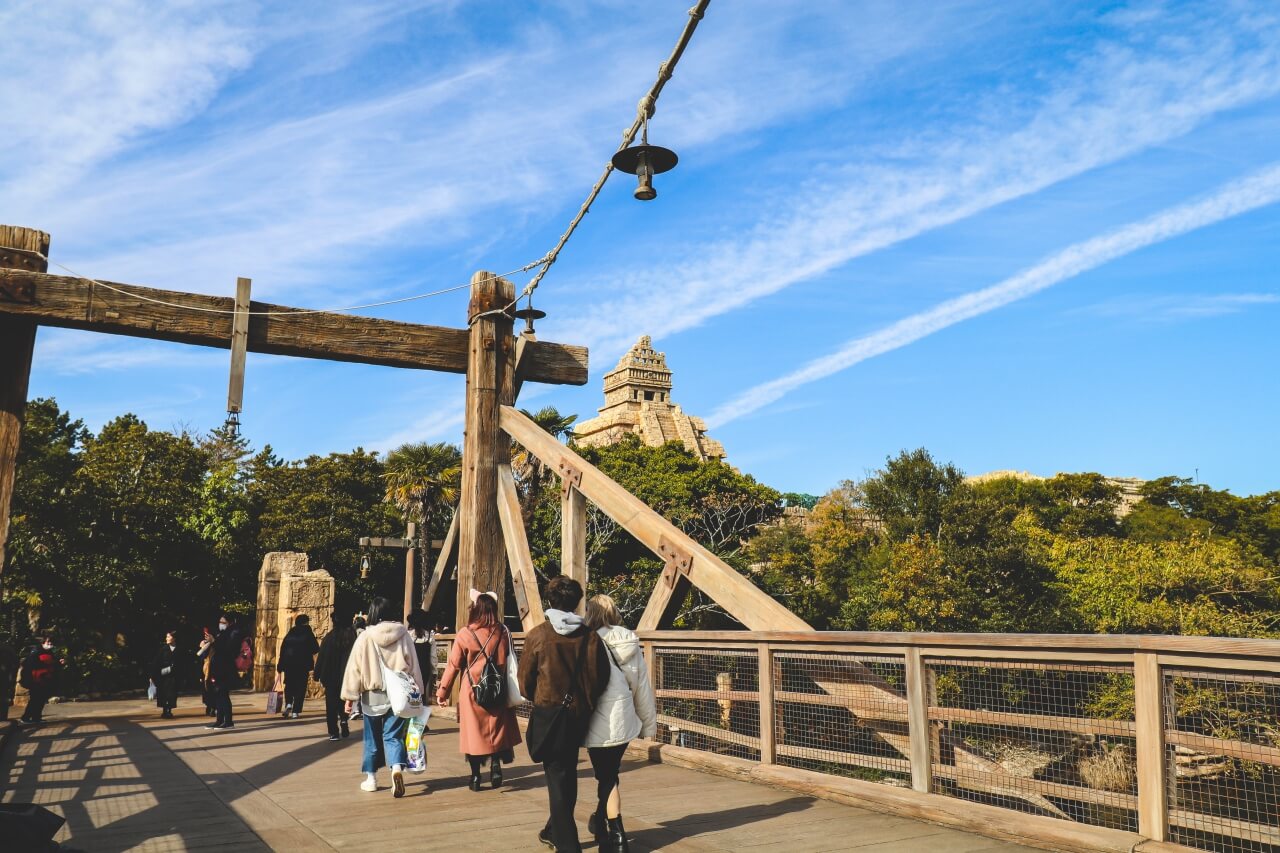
[511,406,577,521]
[382,441,462,588]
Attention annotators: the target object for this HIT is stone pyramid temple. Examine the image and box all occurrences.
[573,335,726,460]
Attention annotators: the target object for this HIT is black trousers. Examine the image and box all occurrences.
[214,683,234,726]
[323,689,347,737]
[283,670,308,715]
[588,744,628,815]
[22,686,52,722]
[542,745,583,853]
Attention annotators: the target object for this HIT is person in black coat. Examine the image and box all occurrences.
[276,614,320,718]
[313,616,357,740]
[19,636,65,725]
[205,614,244,730]
[151,630,182,718]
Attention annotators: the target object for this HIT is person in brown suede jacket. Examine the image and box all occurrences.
[519,577,610,853]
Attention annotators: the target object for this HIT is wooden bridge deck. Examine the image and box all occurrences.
[2,695,1044,852]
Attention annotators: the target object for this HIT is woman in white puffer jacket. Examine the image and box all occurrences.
[582,594,656,853]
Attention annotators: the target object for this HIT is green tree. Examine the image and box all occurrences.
[512,406,576,521]
[382,441,461,589]
[862,448,965,540]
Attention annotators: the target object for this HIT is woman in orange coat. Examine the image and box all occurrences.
[436,590,521,791]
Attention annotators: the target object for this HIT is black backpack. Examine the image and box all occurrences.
[465,627,508,711]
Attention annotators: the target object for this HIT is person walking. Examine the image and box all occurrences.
[435,591,521,791]
[276,614,320,718]
[519,577,611,853]
[151,630,183,719]
[196,626,216,716]
[341,596,424,798]
[205,614,244,730]
[406,608,437,700]
[582,595,656,853]
[314,614,357,741]
[19,636,65,725]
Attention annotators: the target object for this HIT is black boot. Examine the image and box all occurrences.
[588,807,606,841]
[601,816,629,853]
[468,759,483,792]
[490,760,503,789]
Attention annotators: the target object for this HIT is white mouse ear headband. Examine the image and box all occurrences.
[469,588,497,603]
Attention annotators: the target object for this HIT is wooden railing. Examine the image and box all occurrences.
[441,630,1280,853]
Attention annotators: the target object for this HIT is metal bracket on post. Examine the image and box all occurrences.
[511,571,531,620]
[657,536,693,588]
[558,460,582,498]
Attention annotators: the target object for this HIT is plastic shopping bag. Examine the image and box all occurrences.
[147,680,157,701]
[406,706,431,773]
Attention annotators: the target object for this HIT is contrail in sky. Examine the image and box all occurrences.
[706,162,1280,429]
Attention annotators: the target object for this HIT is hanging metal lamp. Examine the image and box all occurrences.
[611,114,678,201]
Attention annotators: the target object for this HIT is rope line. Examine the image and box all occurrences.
[1,247,547,317]
[1,1,713,324]
[519,0,712,303]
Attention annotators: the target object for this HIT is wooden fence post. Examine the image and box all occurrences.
[456,271,514,628]
[758,642,776,764]
[905,647,933,793]
[0,225,48,577]
[1135,651,1168,842]
[403,522,417,621]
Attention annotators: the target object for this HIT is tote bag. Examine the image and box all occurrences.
[377,650,424,719]
[505,632,525,708]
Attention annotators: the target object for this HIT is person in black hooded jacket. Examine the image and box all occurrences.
[314,615,357,740]
[276,614,320,718]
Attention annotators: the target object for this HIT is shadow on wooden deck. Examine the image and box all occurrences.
[2,695,1043,852]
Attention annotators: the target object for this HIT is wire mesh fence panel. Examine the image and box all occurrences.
[1165,669,1280,853]
[654,646,760,761]
[926,658,1138,831]
[774,651,912,785]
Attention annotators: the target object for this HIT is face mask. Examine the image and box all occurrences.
[218,623,228,631]
[42,644,53,651]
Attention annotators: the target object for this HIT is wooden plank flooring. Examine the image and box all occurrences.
[2,695,1043,852]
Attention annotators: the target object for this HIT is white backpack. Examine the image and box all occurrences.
[376,648,424,719]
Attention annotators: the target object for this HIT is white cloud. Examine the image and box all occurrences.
[548,4,1280,362]
[1083,292,1280,321]
[706,162,1280,427]
[33,328,224,375]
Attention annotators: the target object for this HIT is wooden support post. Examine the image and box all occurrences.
[422,513,458,612]
[456,271,514,629]
[1135,651,1169,842]
[0,225,48,576]
[226,277,251,420]
[905,647,933,793]
[403,522,417,621]
[758,642,776,765]
[562,484,587,612]
[497,464,546,630]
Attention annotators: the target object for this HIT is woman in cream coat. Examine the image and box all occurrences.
[582,595,657,853]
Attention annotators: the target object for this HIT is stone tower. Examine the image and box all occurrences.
[573,336,725,460]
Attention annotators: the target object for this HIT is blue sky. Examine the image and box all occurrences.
[4,0,1279,496]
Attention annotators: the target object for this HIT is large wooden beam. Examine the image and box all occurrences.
[496,464,546,631]
[0,226,47,576]
[421,512,458,612]
[0,269,587,385]
[562,485,587,613]
[456,272,515,629]
[501,405,810,632]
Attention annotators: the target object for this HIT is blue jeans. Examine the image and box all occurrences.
[362,710,407,773]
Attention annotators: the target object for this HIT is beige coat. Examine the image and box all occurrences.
[340,622,425,703]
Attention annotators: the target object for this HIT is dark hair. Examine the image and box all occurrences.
[545,576,583,612]
[219,613,235,625]
[467,594,499,629]
[406,608,431,637]
[294,614,310,627]
[367,596,394,626]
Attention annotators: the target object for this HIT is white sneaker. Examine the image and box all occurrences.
[391,768,405,798]
[360,777,378,793]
